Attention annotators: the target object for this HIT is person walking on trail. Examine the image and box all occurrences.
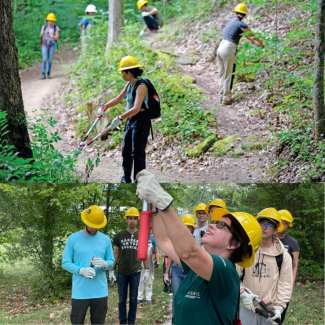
[40,13,60,80]
[137,0,163,36]
[237,208,293,325]
[276,209,299,323]
[110,207,148,325]
[217,3,264,105]
[62,205,115,325]
[135,169,263,325]
[137,233,159,304]
[192,203,208,242]
[79,5,97,54]
[195,199,227,248]
[102,56,154,183]
[164,215,196,324]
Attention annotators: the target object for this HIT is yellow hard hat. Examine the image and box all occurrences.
[279,210,294,227]
[256,208,284,232]
[233,3,248,15]
[123,207,140,220]
[81,205,107,229]
[211,209,262,267]
[181,215,196,228]
[192,203,207,215]
[137,0,148,10]
[205,199,227,214]
[119,56,142,71]
[46,13,57,21]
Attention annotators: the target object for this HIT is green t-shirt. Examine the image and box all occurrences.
[147,5,163,27]
[174,254,239,325]
[113,229,142,275]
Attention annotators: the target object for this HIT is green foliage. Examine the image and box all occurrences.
[0,112,80,182]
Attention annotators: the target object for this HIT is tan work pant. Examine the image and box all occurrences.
[216,39,237,103]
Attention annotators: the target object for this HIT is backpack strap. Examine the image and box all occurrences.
[240,268,245,282]
[276,253,283,275]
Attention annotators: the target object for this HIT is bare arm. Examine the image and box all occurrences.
[158,207,214,281]
[165,257,173,274]
[292,251,299,286]
[148,7,158,15]
[110,246,120,270]
[242,28,264,47]
[53,31,59,41]
[79,22,85,30]
[104,84,128,108]
[40,26,45,37]
[120,85,146,120]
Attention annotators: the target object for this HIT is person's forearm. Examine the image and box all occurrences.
[165,257,173,273]
[110,251,119,270]
[292,267,297,285]
[144,258,148,269]
[104,96,123,109]
[149,8,158,15]
[120,106,140,119]
[158,207,199,261]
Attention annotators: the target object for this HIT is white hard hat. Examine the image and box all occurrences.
[85,4,97,13]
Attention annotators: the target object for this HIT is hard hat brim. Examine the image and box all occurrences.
[119,64,143,71]
[183,223,196,228]
[81,210,107,229]
[123,215,140,220]
[233,9,247,14]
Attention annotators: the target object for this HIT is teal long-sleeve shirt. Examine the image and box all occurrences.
[62,230,115,299]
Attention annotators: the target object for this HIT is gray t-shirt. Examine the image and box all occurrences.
[223,18,249,45]
[147,5,163,27]
[279,234,300,262]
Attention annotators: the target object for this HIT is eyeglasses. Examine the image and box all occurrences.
[259,222,273,228]
[196,212,207,216]
[210,220,231,231]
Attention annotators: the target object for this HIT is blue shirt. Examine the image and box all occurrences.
[149,234,157,248]
[223,18,249,45]
[62,230,115,299]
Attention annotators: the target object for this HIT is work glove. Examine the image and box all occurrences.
[271,305,284,321]
[163,273,169,284]
[139,30,145,37]
[79,267,96,279]
[240,290,258,313]
[136,170,174,211]
[109,270,117,282]
[141,269,150,283]
[142,12,151,17]
[92,257,108,268]
[111,116,122,129]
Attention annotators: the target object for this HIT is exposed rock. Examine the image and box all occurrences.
[213,135,239,156]
[177,50,199,65]
[180,73,196,84]
[184,134,219,157]
[230,147,245,158]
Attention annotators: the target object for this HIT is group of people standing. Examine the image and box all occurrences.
[61,171,300,325]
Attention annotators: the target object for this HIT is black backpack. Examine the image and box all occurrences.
[240,253,283,281]
[131,78,161,119]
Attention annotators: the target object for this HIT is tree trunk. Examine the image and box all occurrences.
[0,0,33,158]
[106,0,124,52]
[314,0,325,138]
[43,203,55,284]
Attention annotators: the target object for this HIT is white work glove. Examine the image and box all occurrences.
[240,290,258,312]
[139,30,145,37]
[109,270,117,282]
[79,267,96,279]
[136,170,173,211]
[111,116,122,129]
[163,273,169,284]
[141,269,150,283]
[92,257,108,268]
[271,305,284,321]
[142,12,151,17]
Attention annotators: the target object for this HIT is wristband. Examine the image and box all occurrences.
[118,115,123,121]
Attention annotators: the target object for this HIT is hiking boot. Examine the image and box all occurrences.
[137,299,143,304]
[222,99,232,105]
[47,72,51,79]
[40,73,46,80]
[146,300,152,304]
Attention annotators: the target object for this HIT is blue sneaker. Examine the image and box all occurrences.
[146,300,152,304]
[137,299,143,304]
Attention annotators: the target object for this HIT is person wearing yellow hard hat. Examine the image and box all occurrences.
[137,0,163,37]
[103,56,159,183]
[61,205,115,325]
[135,169,263,325]
[237,208,293,325]
[40,13,60,80]
[192,203,208,240]
[110,207,147,324]
[216,3,264,105]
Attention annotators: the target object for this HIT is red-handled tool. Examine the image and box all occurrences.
[137,200,151,261]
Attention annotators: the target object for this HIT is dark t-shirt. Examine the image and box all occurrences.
[279,234,300,261]
[223,18,249,44]
[147,5,163,27]
[174,254,239,325]
[113,229,142,275]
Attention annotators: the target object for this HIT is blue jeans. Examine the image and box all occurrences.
[142,16,159,31]
[171,263,186,317]
[42,40,56,73]
[121,120,151,183]
[117,272,141,324]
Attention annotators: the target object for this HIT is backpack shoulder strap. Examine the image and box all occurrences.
[276,253,283,275]
[240,268,246,282]
[54,25,57,34]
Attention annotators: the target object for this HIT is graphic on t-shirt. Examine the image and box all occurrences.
[120,237,138,250]
[283,245,289,253]
[185,291,201,299]
[252,261,270,278]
